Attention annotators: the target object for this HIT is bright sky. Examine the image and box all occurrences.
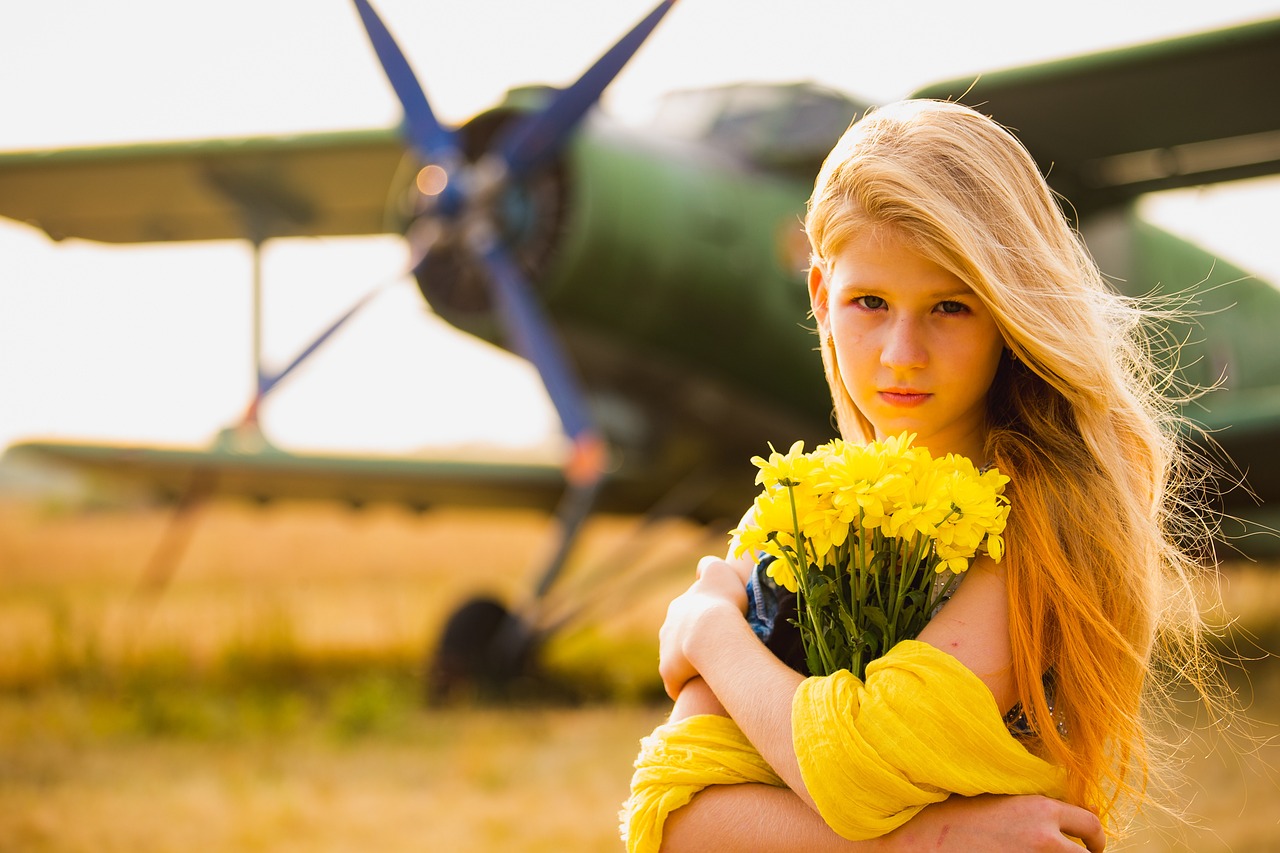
[2,0,1278,456]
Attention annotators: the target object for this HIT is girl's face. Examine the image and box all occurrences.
[809,225,1005,460]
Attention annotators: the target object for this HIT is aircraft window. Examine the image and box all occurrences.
[651,83,864,170]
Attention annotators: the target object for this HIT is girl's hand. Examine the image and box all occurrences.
[657,556,749,699]
[885,794,1106,853]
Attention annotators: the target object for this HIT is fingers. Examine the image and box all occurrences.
[1018,797,1106,852]
[695,554,721,580]
[657,637,699,700]
[696,556,749,590]
[660,555,752,701]
[656,629,692,700]
[933,795,1105,852]
[657,592,700,700]
[658,660,691,700]
[696,554,750,582]
[1057,802,1106,851]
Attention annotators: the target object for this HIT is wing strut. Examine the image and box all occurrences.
[132,225,394,612]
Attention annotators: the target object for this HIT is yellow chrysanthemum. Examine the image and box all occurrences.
[823,436,922,534]
[764,555,799,593]
[732,435,1010,660]
[919,453,1010,566]
[730,433,1013,678]
[750,440,813,489]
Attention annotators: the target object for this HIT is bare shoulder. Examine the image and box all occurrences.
[915,556,1016,711]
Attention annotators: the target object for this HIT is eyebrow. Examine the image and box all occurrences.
[832,281,977,301]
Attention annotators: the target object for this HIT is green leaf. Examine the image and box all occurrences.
[864,606,889,633]
[860,628,881,659]
[806,646,823,676]
[808,579,833,609]
[837,609,858,636]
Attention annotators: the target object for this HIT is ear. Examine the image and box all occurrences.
[808,264,830,333]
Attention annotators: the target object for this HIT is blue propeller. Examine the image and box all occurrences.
[494,0,678,178]
[470,231,592,443]
[350,0,677,482]
[351,0,466,214]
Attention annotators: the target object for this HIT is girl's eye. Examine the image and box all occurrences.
[936,300,969,315]
[853,295,887,311]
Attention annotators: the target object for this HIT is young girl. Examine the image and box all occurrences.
[621,99,1220,852]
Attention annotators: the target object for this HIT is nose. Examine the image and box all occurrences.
[880,315,928,371]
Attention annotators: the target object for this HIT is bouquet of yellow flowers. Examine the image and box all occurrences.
[732,433,1010,679]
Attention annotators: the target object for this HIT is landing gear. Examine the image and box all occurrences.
[423,458,730,703]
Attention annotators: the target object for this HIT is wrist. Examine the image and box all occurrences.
[683,601,752,673]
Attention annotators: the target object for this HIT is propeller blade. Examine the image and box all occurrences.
[496,0,677,177]
[470,232,595,447]
[351,0,465,185]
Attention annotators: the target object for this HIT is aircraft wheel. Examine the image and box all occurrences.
[425,595,537,703]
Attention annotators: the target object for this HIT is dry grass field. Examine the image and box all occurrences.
[1,498,1277,852]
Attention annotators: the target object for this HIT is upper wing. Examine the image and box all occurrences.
[912,17,1280,215]
[0,128,409,243]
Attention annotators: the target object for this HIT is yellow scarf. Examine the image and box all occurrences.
[621,713,784,852]
[621,640,1066,851]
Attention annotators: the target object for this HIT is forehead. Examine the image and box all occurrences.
[826,225,971,295]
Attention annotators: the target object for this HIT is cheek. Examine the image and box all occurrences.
[827,335,862,396]
[836,356,880,412]
[966,339,1006,399]
[830,314,876,358]
[831,329,872,378]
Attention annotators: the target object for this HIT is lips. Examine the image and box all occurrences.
[879,389,931,407]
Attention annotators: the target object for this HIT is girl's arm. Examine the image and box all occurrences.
[656,556,1104,852]
[660,780,1105,853]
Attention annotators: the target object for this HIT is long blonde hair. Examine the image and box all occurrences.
[805,99,1219,827]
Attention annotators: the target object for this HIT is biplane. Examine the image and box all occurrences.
[3,2,1279,691]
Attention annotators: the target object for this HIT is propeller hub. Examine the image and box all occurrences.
[410,109,570,328]
[415,164,449,197]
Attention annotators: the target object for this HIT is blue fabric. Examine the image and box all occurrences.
[744,555,785,643]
